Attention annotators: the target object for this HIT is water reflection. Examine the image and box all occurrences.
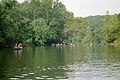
[65,45,120,80]
[14,50,22,59]
[0,45,120,80]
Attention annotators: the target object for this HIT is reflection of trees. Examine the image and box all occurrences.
[0,49,21,79]
[63,45,120,68]
[102,45,120,63]
[63,46,85,64]
[33,47,67,77]
[63,46,101,64]
[85,45,103,63]
[33,47,65,67]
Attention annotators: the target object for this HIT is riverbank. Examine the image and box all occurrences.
[0,44,14,49]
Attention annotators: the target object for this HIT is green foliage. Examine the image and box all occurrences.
[85,16,103,44]
[0,0,20,45]
[63,14,89,44]
[27,18,58,45]
[101,13,119,44]
[0,0,120,47]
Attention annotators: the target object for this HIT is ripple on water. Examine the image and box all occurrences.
[14,75,24,78]
[18,69,21,71]
[24,79,32,80]
[10,78,20,80]
[23,67,27,70]
[42,68,47,71]
[28,73,35,75]
[35,76,41,79]
[36,77,44,80]
[42,75,49,78]
[22,74,29,77]
[47,67,51,70]
[37,66,40,69]
[55,76,63,79]
[62,67,68,70]
[113,63,120,67]
[46,77,54,80]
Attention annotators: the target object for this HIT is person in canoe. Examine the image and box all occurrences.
[15,43,19,48]
[14,43,22,50]
[18,43,22,47]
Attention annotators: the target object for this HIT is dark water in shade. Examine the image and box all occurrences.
[0,45,120,80]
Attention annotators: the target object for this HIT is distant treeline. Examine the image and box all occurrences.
[0,0,120,48]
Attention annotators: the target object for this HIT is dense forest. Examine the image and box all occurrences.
[0,0,120,48]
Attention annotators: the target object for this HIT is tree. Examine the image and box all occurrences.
[101,12,119,44]
[63,11,89,44]
[0,0,21,47]
[26,18,58,45]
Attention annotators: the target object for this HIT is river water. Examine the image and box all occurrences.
[0,45,120,80]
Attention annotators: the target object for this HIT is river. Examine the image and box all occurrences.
[0,45,120,80]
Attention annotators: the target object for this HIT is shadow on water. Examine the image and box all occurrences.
[0,45,120,80]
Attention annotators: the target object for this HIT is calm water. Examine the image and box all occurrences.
[0,45,120,80]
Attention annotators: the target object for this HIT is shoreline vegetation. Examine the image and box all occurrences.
[0,43,119,49]
[0,0,120,49]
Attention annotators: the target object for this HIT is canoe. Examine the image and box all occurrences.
[14,47,22,50]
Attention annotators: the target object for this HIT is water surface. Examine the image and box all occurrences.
[0,45,120,80]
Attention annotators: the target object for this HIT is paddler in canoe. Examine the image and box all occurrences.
[14,43,22,50]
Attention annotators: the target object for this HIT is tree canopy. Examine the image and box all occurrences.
[0,0,120,48]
